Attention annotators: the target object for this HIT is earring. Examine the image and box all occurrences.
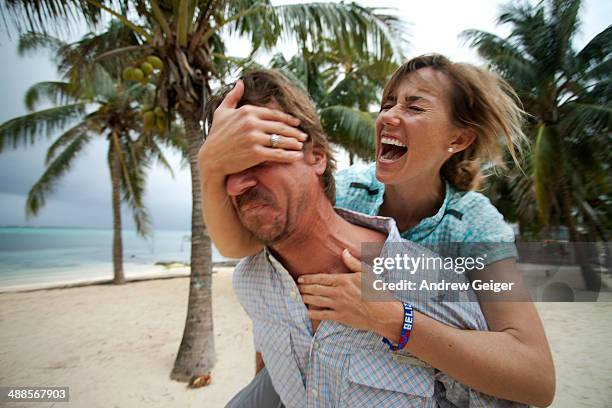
[448,147,454,153]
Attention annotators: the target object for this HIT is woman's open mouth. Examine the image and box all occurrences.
[378,136,408,162]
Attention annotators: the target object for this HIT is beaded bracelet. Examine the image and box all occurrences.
[382,302,413,351]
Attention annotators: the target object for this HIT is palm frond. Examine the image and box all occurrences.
[319,106,375,160]
[560,102,612,134]
[45,121,89,164]
[549,0,582,69]
[323,72,380,110]
[3,0,105,33]
[83,66,120,102]
[134,131,175,177]
[64,19,144,81]
[24,81,74,111]
[17,31,66,56]
[272,2,407,62]
[26,133,91,216]
[460,29,536,89]
[157,122,188,160]
[576,24,612,75]
[584,58,612,84]
[498,2,550,65]
[0,103,86,153]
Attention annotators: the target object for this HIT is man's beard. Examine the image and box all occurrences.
[236,188,289,245]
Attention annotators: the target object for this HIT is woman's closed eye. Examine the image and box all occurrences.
[409,106,426,112]
[380,103,425,113]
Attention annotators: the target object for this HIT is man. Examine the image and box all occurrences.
[203,70,526,408]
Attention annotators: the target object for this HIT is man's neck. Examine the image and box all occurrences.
[379,174,445,232]
[270,203,386,279]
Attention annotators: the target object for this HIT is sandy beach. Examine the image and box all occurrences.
[1,268,611,407]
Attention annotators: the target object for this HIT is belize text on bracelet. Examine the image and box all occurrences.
[382,302,414,351]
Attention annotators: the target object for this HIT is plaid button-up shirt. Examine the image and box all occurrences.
[234,208,527,408]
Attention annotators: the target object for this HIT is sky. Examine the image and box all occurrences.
[0,0,610,230]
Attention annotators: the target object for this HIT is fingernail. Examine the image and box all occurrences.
[300,133,308,141]
[298,277,304,283]
[297,142,304,149]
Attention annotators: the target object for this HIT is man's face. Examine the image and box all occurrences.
[226,147,324,245]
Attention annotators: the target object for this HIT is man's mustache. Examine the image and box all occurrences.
[235,188,274,210]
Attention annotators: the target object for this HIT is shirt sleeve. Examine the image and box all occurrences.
[334,163,383,215]
[334,166,354,210]
[460,192,518,265]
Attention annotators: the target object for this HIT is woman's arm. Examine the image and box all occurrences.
[198,81,306,257]
[299,252,555,407]
[374,263,555,407]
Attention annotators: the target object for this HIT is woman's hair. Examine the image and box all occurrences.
[205,69,337,204]
[382,54,528,191]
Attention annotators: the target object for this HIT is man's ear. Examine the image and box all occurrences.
[449,128,477,153]
[311,146,328,176]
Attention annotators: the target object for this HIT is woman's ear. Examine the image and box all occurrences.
[449,129,477,153]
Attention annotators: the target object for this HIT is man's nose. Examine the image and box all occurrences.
[226,169,258,197]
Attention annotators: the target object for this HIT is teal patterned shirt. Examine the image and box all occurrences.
[335,163,517,264]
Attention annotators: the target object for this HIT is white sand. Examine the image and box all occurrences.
[1,268,611,407]
[535,302,612,407]
[0,267,254,407]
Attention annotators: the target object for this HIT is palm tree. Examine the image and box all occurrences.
[3,0,408,382]
[462,0,611,289]
[0,33,182,284]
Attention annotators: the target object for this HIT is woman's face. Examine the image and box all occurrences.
[375,67,462,186]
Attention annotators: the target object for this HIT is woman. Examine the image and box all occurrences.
[198,54,555,406]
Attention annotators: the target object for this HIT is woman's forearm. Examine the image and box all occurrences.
[201,168,263,258]
[372,301,555,407]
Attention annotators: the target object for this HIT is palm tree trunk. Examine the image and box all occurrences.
[110,134,125,285]
[558,167,601,291]
[171,108,215,382]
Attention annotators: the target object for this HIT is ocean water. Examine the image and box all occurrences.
[0,227,229,288]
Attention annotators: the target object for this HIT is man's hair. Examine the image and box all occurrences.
[205,69,336,204]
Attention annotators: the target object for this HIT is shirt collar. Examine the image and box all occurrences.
[372,175,455,240]
[263,207,403,268]
[404,179,454,239]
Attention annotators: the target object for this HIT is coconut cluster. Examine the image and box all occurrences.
[141,106,166,133]
[122,55,164,84]
[122,55,166,133]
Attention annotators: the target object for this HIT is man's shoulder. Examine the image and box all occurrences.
[233,252,268,289]
[232,251,271,313]
[235,251,266,270]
